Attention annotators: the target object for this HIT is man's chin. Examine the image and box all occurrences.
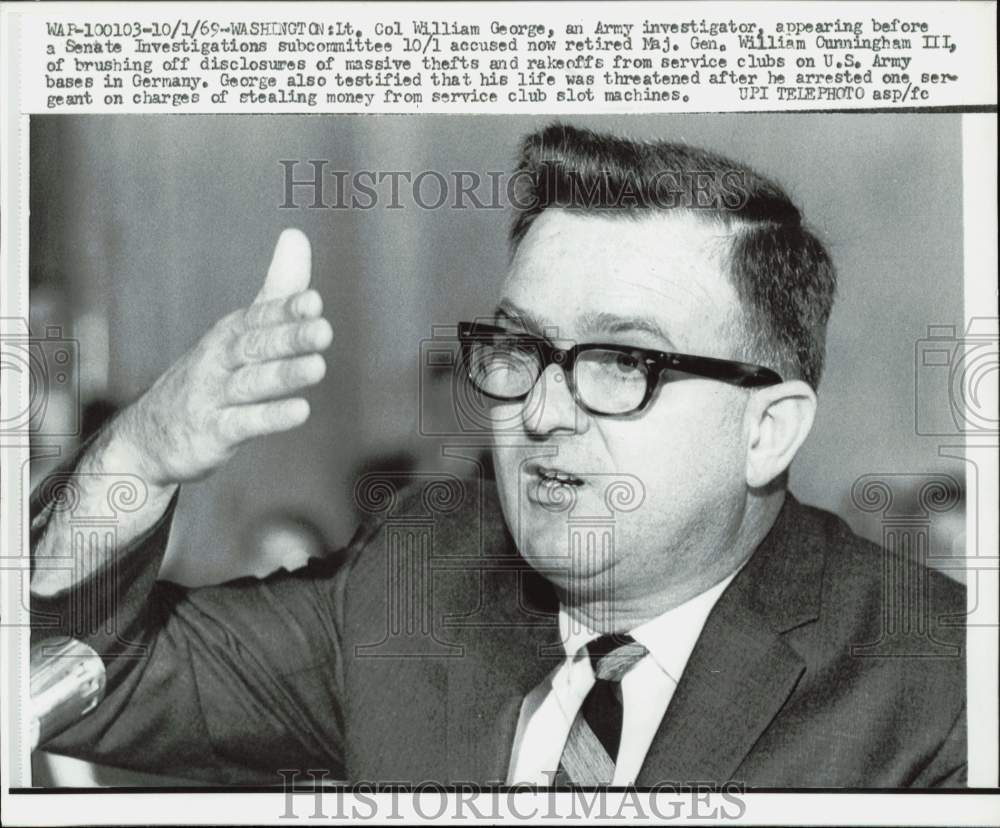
[513,518,619,577]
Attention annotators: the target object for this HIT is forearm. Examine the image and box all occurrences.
[30,409,178,599]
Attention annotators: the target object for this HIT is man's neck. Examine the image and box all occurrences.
[556,490,786,633]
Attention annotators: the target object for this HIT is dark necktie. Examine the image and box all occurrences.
[555,633,648,785]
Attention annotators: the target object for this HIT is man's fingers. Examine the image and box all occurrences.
[231,317,333,365]
[254,228,312,304]
[226,354,327,404]
[217,398,311,444]
[241,289,323,331]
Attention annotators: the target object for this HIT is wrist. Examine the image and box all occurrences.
[99,403,176,499]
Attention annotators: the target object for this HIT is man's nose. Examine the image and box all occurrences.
[521,363,585,436]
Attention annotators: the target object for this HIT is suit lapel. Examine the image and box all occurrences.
[637,495,826,785]
[635,594,805,784]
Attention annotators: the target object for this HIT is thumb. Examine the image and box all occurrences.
[254,228,312,303]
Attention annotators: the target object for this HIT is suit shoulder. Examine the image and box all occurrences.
[786,496,966,661]
[793,499,964,610]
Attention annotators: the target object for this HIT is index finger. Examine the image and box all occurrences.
[241,290,324,331]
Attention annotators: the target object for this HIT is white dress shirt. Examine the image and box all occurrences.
[507,572,737,786]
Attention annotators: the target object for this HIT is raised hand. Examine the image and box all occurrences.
[117,228,333,488]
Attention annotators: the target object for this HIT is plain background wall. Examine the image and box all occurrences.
[30,113,966,586]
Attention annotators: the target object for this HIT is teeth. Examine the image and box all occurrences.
[538,469,581,485]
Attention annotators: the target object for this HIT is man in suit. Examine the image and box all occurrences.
[30,125,965,787]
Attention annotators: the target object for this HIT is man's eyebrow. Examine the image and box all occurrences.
[493,301,552,335]
[576,311,676,347]
[493,303,677,348]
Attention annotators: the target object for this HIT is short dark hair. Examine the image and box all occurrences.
[509,124,837,389]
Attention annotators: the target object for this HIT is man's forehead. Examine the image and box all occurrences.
[500,209,740,349]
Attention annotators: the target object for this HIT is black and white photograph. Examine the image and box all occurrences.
[1,1,997,825]
[25,113,974,788]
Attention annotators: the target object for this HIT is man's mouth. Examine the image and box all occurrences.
[526,462,585,484]
[537,468,584,486]
[525,463,586,499]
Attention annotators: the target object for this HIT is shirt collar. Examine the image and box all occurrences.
[558,570,739,677]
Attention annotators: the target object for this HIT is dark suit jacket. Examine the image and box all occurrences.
[32,478,966,787]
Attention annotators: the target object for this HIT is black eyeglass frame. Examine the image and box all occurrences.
[457,321,783,417]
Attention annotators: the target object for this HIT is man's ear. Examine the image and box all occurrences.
[744,380,817,488]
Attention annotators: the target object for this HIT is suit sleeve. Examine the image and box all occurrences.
[30,482,361,784]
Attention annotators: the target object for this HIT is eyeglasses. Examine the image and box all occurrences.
[458,321,782,417]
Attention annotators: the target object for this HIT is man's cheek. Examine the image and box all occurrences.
[604,440,717,525]
[490,444,521,487]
